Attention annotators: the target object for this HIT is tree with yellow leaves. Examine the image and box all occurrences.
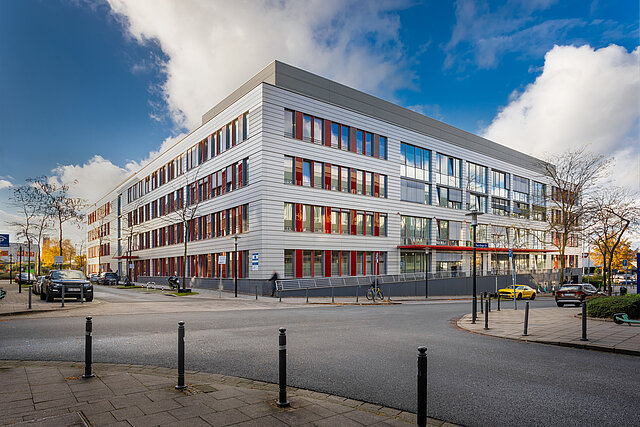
[41,238,76,267]
[590,238,636,271]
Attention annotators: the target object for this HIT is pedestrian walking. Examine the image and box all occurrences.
[270,270,279,297]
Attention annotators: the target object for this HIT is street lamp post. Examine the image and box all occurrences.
[466,210,483,324]
[19,245,22,294]
[233,235,239,298]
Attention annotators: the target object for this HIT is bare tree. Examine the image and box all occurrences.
[8,185,41,278]
[30,177,86,257]
[540,146,610,285]
[585,187,640,294]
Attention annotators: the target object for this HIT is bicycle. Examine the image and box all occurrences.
[366,283,384,301]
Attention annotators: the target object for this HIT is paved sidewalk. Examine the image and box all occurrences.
[458,306,640,356]
[0,360,455,427]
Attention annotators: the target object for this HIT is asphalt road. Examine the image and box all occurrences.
[1,292,638,426]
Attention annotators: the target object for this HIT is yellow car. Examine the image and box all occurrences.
[498,285,536,300]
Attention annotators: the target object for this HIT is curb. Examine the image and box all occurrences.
[455,316,640,357]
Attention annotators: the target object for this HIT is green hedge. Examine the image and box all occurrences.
[587,294,640,319]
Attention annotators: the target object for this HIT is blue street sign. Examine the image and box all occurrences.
[508,248,513,258]
[475,243,488,248]
[623,259,627,268]
[0,234,8,247]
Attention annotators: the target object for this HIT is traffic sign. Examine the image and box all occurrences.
[218,255,227,265]
[54,255,64,264]
[475,243,488,248]
[623,259,627,268]
[508,248,513,258]
[0,234,8,247]
[251,252,259,271]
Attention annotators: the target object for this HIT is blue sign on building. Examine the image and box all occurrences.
[508,248,513,258]
[0,234,9,247]
[475,243,488,249]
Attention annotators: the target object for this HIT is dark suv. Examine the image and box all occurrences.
[555,284,603,307]
[97,272,119,286]
[41,270,93,302]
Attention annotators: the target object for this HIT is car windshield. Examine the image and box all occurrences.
[560,285,581,291]
[51,270,85,280]
[104,273,117,278]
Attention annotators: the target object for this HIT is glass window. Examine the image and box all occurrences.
[284,250,294,277]
[313,162,323,189]
[341,251,350,275]
[356,130,363,154]
[331,123,339,148]
[378,253,387,274]
[356,252,364,275]
[365,172,373,196]
[341,210,350,234]
[314,117,323,144]
[302,161,311,187]
[332,251,340,276]
[379,137,387,160]
[314,251,323,277]
[331,210,340,234]
[302,204,312,232]
[379,214,387,236]
[341,167,349,192]
[303,250,312,277]
[356,170,363,194]
[303,115,312,141]
[341,125,349,150]
[401,178,426,204]
[491,197,510,216]
[467,162,487,193]
[331,165,339,190]
[365,133,372,156]
[435,153,461,187]
[356,212,364,235]
[366,213,373,235]
[365,252,372,275]
[313,206,323,232]
[492,170,509,198]
[284,203,293,231]
[379,175,386,198]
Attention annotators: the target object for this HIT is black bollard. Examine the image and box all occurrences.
[480,293,484,314]
[306,288,309,303]
[28,285,32,309]
[523,301,529,336]
[356,285,359,303]
[82,317,94,378]
[175,321,186,389]
[580,301,588,341]
[488,292,491,312]
[61,286,65,308]
[484,299,489,330]
[276,328,290,407]
[331,286,335,303]
[255,285,258,300]
[81,286,84,304]
[417,346,428,427]
[497,292,501,311]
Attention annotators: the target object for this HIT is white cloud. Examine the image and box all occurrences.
[0,179,12,190]
[483,44,640,191]
[106,0,415,129]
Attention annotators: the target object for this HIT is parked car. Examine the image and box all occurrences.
[89,273,98,284]
[15,272,35,285]
[33,276,45,294]
[498,285,537,300]
[41,270,93,302]
[555,284,603,307]
[97,272,119,286]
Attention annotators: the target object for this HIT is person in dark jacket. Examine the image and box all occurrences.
[270,271,279,297]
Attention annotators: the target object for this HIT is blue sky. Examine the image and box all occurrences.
[0,0,638,243]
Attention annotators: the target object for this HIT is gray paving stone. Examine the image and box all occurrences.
[111,405,145,421]
[128,411,179,427]
[137,397,182,415]
[167,403,214,420]
[201,408,252,426]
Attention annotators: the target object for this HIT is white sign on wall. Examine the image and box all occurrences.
[218,255,227,265]
[252,252,259,271]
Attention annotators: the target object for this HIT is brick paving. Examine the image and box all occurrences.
[457,306,640,355]
[0,360,456,426]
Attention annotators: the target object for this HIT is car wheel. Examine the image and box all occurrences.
[557,302,564,307]
[46,291,53,302]
[530,293,536,300]
[516,293,522,300]
[40,291,45,300]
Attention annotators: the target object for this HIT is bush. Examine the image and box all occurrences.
[583,275,603,287]
[587,294,640,319]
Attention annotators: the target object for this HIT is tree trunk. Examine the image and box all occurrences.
[182,225,188,293]
[58,213,63,257]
